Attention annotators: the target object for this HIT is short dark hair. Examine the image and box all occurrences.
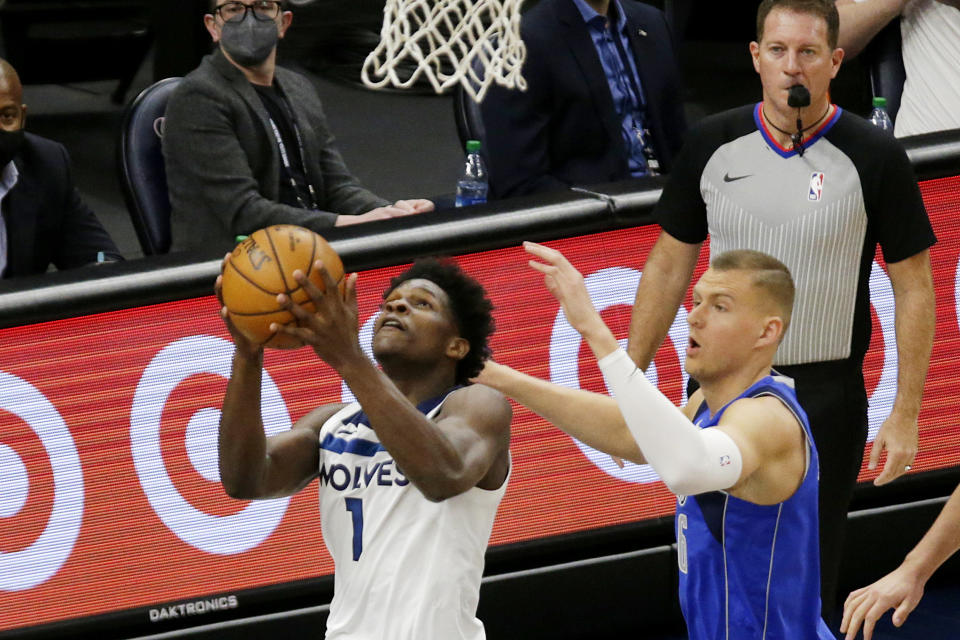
[386,258,495,385]
[756,0,839,49]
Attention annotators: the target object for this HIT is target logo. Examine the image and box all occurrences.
[548,268,689,484]
[0,372,83,592]
[130,336,291,555]
[867,261,898,442]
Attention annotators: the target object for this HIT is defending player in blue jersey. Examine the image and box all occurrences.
[479,244,834,639]
[214,258,511,639]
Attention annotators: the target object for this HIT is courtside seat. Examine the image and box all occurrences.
[118,77,181,256]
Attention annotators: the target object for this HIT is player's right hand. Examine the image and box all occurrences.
[216,253,263,359]
[840,564,925,640]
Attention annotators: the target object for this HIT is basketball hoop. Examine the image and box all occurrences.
[361,0,527,102]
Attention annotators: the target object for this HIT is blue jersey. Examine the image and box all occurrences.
[676,374,833,640]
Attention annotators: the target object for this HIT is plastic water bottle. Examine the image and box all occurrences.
[455,139,488,207]
[868,96,894,132]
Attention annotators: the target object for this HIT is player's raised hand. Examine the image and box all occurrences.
[524,242,598,331]
[272,264,362,369]
[840,563,925,640]
[869,411,918,485]
[524,242,618,358]
[215,253,262,359]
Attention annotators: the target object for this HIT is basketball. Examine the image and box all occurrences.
[220,225,344,349]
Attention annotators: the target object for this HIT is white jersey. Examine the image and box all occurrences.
[317,389,509,640]
[895,0,960,137]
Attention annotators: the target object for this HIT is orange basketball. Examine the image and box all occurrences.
[220,225,345,349]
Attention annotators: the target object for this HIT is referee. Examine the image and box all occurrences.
[625,0,935,619]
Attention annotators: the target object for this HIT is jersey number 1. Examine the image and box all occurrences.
[345,498,363,561]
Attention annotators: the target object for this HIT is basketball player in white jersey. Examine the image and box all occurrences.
[214,257,511,639]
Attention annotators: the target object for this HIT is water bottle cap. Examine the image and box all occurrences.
[872,96,887,108]
[466,139,481,152]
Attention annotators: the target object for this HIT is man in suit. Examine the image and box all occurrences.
[163,0,434,254]
[0,59,122,279]
[479,0,687,199]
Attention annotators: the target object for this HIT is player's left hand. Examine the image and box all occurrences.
[840,564,925,640]
[868,411,918,486]
[393,199,435,214]
[272,264,362,368]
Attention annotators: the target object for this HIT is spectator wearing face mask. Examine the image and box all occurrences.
[162,0,434,254]
[0,58,122,279]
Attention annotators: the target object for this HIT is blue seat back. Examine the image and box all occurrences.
[119,77,181,255]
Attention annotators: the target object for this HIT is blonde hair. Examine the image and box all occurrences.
[711,249,795,335]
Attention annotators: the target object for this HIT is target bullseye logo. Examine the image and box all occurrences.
[548,268,689,483]
[130,336,291,555]
[0,371,83,592]
[867,261,897,442]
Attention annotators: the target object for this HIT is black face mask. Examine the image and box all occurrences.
[0,128,24,167]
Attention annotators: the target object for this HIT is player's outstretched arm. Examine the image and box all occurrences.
[841,483,960,640]
[215,264,338,500]
[273,265,512,502]
[525,242,754,496]
[476,360,645,463]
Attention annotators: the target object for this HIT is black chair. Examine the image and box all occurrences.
[864,18,906,123]
[118,77,181,256]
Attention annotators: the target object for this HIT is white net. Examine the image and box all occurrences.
[361,0,527,102]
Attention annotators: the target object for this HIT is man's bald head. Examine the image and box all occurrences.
[0,59,22,104]
[0,59,26,133]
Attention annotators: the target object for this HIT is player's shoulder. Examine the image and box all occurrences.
[720,394,800,435]
[442,384,512,427]
[297,402,352,437]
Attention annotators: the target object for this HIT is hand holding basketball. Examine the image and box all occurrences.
[215,266,261,358]
[273,267,363,370]
[219,225,344,349]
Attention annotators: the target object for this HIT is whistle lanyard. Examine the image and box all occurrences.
[267,113,319,211]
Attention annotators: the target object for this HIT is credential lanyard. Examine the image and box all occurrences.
[267,115,319,211]
[610,28,660,175]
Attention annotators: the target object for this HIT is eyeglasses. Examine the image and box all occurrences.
[214,1,283,23]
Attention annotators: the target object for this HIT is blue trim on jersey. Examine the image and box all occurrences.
[320,434,386,457]
[753,102,843,159]
[344,385,464,429]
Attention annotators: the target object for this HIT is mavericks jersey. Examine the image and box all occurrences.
[318,389,508,639]
[676,375,833,640]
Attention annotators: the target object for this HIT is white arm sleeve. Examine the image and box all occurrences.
[598,348,743,495]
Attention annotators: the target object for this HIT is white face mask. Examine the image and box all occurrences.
[219,12,279,67]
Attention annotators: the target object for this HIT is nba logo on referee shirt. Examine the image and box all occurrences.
[808,172,824,201]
